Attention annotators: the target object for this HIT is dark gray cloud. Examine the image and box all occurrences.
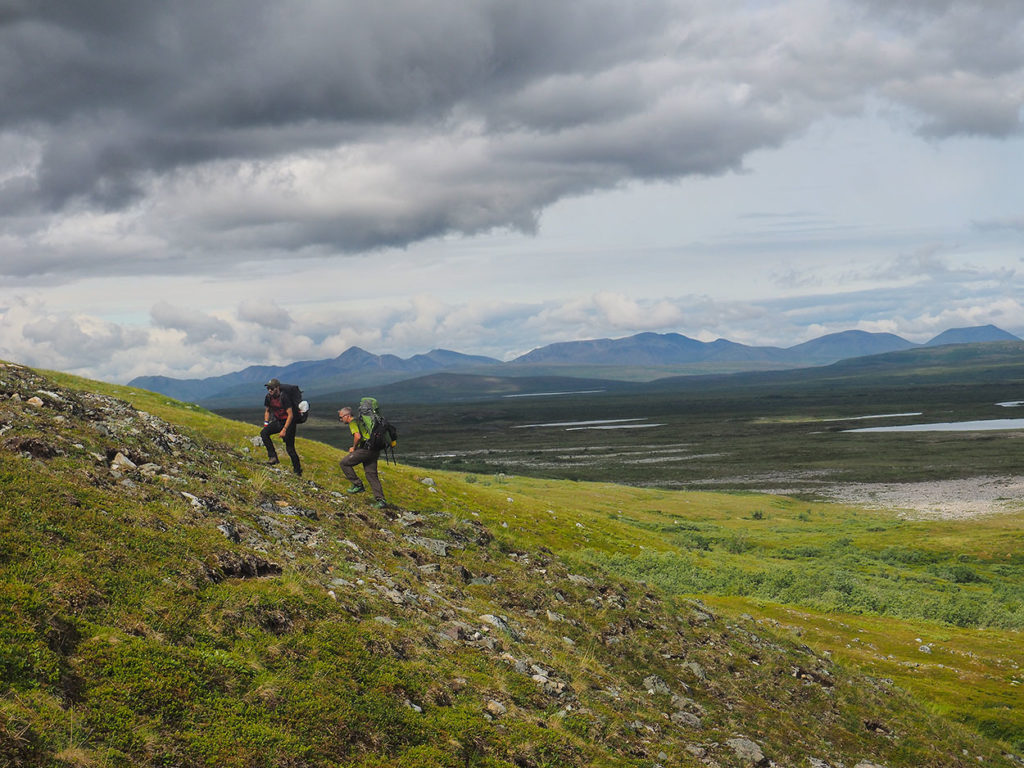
[975,215,1024,233]
[0,0,1021,279]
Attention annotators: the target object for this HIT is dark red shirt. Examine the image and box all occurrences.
[264,391,293,422]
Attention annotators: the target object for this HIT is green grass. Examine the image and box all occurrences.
[375,471,1024,749]
[1,361,1022,766]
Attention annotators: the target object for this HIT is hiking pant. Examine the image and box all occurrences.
[340,447,384,500]
[262,419,302,475]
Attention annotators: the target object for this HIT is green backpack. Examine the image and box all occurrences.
[356,397,398,460]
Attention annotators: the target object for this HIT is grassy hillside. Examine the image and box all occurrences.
[2,361,1022,767]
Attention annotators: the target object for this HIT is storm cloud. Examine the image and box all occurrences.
[2,0,1020,281]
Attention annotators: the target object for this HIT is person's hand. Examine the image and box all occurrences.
[279,429,287,437]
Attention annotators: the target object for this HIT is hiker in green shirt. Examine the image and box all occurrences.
[338,406,386,508]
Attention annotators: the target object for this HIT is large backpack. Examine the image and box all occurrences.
[280,383,309,424]
[357,396,398,461]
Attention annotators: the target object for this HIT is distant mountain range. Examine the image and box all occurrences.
[129,324,1021,406]
[130,347,499,404]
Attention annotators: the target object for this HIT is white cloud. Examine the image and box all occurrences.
[0,297,149,374]
[237,298,293,330]
[0,1,1021,381]
[150,302,236,344]
[592,292,684,329]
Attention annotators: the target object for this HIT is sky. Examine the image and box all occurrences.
[0,0,1022,383]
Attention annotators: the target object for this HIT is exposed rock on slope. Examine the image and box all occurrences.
[0,361,1012,767]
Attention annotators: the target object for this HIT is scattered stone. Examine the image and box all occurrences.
[438,621,474,643]
[374,616,398,627]
[181,492,204,509]
[397,512,423,526]
[726,737,767,766]
[683,661,707,681]
[643,675,671,695]
[670,710,702,728]
[290,530,320,549]
[217,521,241,543]
[671,694,703,714]
[480,614,522,641]
[405,535,460,557]
[420,477,435,486]
[919,644,932,654]
[26,396,44,407]
[485,700,506,716]
[381,587,417,606]
[275,504,320,520]
[110,452,137,472]
[853,763,888,768]
[546,680,568,695]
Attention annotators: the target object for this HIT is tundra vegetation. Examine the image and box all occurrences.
[2,359,1022,767]
[328,342,1024,491]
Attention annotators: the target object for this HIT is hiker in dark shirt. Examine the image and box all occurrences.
[261,378,302,476]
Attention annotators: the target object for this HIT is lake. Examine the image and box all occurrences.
[845,418,1024,433]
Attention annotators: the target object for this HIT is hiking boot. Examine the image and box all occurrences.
[346,484,365,494]
[265,457,279,466]
[373,499,387,509]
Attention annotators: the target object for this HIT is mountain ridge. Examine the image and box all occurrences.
[129,325,1021,405]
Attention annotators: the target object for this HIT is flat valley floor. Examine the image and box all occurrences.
[809,474,1024,520]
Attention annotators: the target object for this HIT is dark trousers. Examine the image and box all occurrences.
[340,448,383,500]
[261,419,301,474]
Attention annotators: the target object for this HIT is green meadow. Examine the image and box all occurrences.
[396,471,1024,748]
[1,360,1021,765]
